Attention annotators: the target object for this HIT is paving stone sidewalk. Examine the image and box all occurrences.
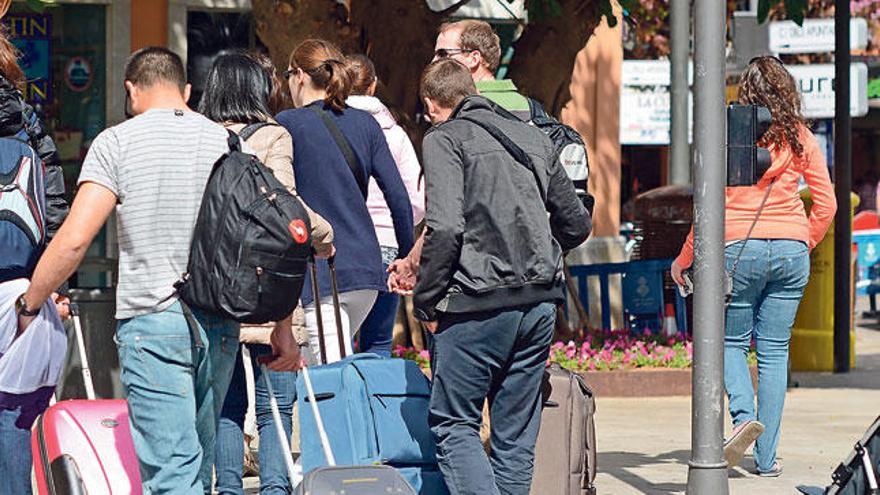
[595,299,880,494]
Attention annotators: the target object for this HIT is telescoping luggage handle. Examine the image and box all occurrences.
[69,303,96,401]
[258,360,337,494]
[309,255,346,365]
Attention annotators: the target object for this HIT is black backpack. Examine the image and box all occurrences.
[175,127,312,324]
[487,97,594,214]
[525,98,594,214]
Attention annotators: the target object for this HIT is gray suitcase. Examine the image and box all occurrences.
[530,363,597,495]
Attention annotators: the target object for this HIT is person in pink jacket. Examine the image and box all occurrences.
[346,54,425,357]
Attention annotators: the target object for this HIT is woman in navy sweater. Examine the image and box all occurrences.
[276,39,414,364]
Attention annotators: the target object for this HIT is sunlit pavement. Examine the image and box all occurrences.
[595,297,880,494]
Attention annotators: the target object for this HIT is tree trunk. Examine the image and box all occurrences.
[253,0,358,78]
[507,0,603,117]
[253,0,469,120]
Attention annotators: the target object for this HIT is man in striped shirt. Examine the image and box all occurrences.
[16,47,300,493]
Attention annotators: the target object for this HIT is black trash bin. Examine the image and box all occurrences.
[58,287,123,399]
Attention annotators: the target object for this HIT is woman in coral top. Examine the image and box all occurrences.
[671,56,836,477]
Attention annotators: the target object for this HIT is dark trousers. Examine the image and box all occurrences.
[358,290,400,357]
[429,302,555,495]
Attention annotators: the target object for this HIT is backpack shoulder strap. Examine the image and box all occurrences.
[226,129,242,152]
[307,105,368,200]
[238,122,276,142]
[457,115,547,205]
[526,97,546,121]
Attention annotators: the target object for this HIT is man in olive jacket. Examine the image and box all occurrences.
[414,59,591,495]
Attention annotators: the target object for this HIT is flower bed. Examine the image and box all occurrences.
[550,330,693,371]
[393,329,757,373]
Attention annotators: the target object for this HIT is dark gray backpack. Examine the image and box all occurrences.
[175,126,312,324]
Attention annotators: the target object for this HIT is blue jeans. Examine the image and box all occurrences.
[0,407,34,495]
[115,301,240,494]
[429,302,556,495]
[359,291,399,357]
[215,344,297,495]
[724,240,810,472]
[359,251,399,357]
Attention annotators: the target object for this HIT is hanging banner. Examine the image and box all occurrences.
[620,60,693,146]
[3,13,52,103]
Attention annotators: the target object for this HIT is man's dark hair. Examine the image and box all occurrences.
[420,59,476,110]
[124,47,186,91]
[198,52,272,125]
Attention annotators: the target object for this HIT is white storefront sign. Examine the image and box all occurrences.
[787,63,869,118]
[620,60,693,145]
[769,18,868,54]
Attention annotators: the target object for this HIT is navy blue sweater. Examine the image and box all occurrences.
[277,101,414,305]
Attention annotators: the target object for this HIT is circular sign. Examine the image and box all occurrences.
[64,57,92,92]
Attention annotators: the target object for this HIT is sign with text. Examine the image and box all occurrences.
[620,60,693,145]
[2,13,51,103]
[769,18,868,54]
[787,63,869,119]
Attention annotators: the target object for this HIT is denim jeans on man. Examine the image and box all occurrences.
[115,301,240,494]
[429,302,555,495]
[215,343,297,495]
[0,406,34,494]
[724,239,810,472]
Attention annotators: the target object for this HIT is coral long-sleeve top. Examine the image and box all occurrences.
[675,125,837,268]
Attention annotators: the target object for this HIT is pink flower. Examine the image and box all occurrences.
[419,350,430,361]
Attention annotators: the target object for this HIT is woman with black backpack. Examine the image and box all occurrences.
[199,51,334,494]
[277,39,414,365]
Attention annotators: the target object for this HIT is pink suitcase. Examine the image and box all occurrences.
[31,304,142,494]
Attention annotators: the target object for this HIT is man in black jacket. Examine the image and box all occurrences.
[415,59,591,495]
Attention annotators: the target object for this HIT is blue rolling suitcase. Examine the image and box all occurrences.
[295,258,448,494]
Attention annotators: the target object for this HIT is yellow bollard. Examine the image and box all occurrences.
[790,190,858,371]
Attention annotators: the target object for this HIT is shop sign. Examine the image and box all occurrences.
[620,60,693,146]
[65,57,93,92]
[769,18,868,54]
[3,13,51,103]
[787,63,869,119]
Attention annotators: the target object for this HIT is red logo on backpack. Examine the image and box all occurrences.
[288,219,308,244]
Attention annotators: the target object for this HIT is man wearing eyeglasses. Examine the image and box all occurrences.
[432,20,531,121]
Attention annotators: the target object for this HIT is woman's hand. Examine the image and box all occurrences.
[671,260,686,287]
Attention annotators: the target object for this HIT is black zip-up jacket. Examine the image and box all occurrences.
[413,96,591,321]
[0,77,70,286]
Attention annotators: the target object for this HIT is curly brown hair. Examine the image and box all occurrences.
[737,56,806,157]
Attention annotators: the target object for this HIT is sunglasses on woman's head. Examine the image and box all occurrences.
[282,67,298,79]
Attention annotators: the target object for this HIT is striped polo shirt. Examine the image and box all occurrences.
[78,108,231,319]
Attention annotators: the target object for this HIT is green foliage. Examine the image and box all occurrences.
[529,0,563,22]
[868,77,880,100]
[759,0,808,24]
[24,0,57,13]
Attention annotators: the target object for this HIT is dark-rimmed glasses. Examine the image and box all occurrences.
[434,48,473,59]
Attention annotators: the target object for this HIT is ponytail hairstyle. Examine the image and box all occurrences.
[345,54,377,96]
[0,25,24,90]
[738,56,807,157]
[289,39,351,112]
